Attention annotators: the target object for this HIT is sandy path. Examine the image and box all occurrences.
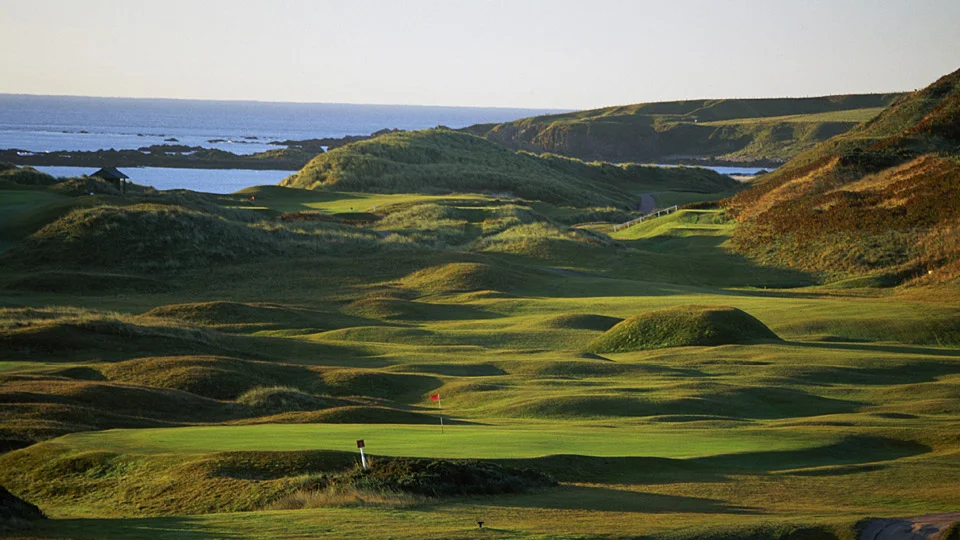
[637,193,657,214]
[860,512,960,540]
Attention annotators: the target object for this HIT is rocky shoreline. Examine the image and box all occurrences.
[1,129,407,171]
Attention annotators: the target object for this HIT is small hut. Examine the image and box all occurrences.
[90,167,129,195]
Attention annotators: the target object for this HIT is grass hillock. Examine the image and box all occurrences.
[587,305,780,353]
[332,457,556,498]
[320,369,441,401]
[0,165,58,187]
[399,261,542,295]
[0,308,233,363]
[236,386,344,415]
[144,301,364,332]
[282,129,735,207]
[497,386,855,420]
[463,93,902,164]
[99,356,320,400]
[3,203,381,271]
[0,443,553,518]
[0,374,236,448]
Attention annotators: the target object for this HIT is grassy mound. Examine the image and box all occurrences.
[0,308,232,362]
[400,262,539,295]
[338,457,556,498]
[0,445,552,518]
[282,129,734,207]
[0,375,236,446]
[236,386,344,415]
[100,356,320,400]
[3,203,379,271]
[476,221,621,260]
[144,301,361,331]
[501,386,855,420]
[0,484,45,530]
[5,204,275,270]
[321,370,441,401]
[587,305,780,353]
[0,165,58,186]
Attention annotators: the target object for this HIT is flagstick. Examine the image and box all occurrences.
[438,396,444,434]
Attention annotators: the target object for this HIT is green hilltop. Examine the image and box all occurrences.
[462,93,903,165]
[281,129,737,207]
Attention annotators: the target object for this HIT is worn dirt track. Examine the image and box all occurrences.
[860,512,960,540]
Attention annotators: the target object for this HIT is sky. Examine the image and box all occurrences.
[1,0,959,110]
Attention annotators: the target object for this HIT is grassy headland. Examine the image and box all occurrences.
[463,93,903,165]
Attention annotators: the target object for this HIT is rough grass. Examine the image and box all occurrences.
[464,93,900,163]
[587,305,781,353]
[235,386,342,414]
[3,203,383,271]
[282,129,734,207]
[399,261,543,296]
[727,68,960,282]
[0,308,231,363]
[144,301,364,332]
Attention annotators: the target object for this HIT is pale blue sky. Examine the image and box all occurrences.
[2,0,958,109]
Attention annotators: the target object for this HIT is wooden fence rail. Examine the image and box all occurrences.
[612,205,679,232]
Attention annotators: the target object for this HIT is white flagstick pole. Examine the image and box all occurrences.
[438,395,444,434]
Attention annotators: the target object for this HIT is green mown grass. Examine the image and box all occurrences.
[49,423,827,458]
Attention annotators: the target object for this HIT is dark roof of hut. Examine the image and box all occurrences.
[90,167,129,180]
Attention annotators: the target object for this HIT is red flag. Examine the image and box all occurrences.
[430,393,440,401]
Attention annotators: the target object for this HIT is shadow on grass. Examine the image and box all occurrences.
[790,340,960,359]
[693,435,930,472]
[496,435,929,485]
[28,515,246,540]
[481,484,760,514]
[775,354,960,385]
[612,234,817,290]
[494,455,728,485]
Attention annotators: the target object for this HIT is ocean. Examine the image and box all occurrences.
[0,94,564,155]
[1,94,566,193]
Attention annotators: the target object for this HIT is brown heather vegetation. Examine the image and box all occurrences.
[727,68,960,283]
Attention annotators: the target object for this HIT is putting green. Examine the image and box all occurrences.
[57,423,828,458]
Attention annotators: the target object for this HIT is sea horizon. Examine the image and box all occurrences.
[0,94,569,156]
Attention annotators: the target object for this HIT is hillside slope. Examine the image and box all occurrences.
[281,129,737,208]
[726,68,960,284]
[462,94,903,165]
